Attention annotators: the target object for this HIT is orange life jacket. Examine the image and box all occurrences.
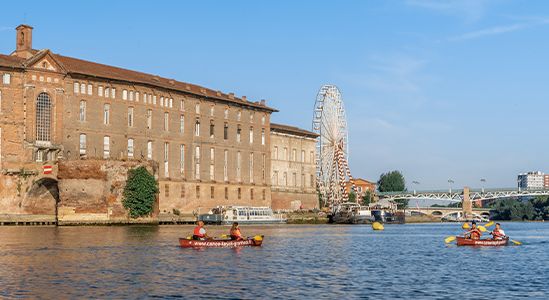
[470,228,481,240]
[230,228,242,238]
[492,229,504,238]
[193,226,205,238]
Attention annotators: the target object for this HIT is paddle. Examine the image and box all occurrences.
[444,236,456,244]
[510,239,522,245]
[484,221,494,228]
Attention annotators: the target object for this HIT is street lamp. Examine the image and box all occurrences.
[480,178,486,193]
[412,181,420,195]
[448,179,454,194]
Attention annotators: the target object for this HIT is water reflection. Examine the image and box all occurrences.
[0,223,548,298]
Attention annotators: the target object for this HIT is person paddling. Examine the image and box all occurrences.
[229,222,244,241]
[192,220,209,240]
[465,221,482,240]
[490,223,506,240]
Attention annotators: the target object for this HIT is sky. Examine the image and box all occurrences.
[1,0,548,190]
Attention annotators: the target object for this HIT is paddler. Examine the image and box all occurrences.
[465,221,482,240]
[490,223,506,240]
[229,222,244,241]
[192,220,209,240]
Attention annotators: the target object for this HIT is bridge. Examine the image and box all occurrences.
[378,187,549,220]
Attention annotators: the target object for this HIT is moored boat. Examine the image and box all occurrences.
[456,236,509,246]
[179,236,264,248]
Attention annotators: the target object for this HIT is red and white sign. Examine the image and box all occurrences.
[43,165,53,175]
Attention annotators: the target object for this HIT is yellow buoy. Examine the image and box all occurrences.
[372,222,384,231]
[462,223,470,230]
[253,235,263,241]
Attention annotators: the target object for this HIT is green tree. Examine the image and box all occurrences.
[490,198,536,221]
[377,170,406,192]
[123,166,158,218]
[362,190,373,206]
[348,191,357,203]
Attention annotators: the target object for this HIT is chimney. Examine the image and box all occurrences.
[242,95,247,101]
[260,99,266,106]
[15,24,33,58]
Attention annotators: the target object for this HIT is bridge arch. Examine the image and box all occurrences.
[22,177,59,220]
[431,211,443,216]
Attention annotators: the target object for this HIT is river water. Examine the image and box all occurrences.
[0,222,548,299]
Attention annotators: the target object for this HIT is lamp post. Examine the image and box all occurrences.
[412,181,420,195]
[480,178,486,193]
[448,179,454,194]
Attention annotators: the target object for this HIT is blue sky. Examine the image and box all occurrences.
[1,0,548,190]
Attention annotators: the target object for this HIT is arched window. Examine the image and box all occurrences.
[36,92,52,142]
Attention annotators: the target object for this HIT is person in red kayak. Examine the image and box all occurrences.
[490,223,506,240]
[192,220,209,240]
[229,222,244,241]
[465,221,482,240]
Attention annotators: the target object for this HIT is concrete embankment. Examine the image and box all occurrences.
[286,211,329,224]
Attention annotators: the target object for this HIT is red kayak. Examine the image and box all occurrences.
[456,236,509,246]
[179,236,264,248]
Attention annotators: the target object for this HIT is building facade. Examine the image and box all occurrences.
[1,25,283,222]
[518,171,545,190]
[545,175,549,188]
[270,123,318,210]
[345,178,376,198]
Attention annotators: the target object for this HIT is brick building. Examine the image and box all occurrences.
[345,178,376,198]
[0,24,313,222]
[270,123,318,210]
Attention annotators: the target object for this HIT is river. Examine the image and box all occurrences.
[0,222,547,299]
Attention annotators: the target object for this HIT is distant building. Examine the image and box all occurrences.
[346,178,376,197]
[518,171,545,190]
[270,123,318,210]
[545,175,549,188]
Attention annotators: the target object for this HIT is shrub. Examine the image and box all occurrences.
[123,166,158,218]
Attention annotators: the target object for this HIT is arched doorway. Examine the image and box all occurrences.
[23,178,59,223]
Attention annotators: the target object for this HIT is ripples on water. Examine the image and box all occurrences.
[0,223,548,299]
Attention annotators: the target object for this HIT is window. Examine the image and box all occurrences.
[250,112,254,123]
[196,185,200,199]
[123,90,128,100]
[160,96,164,107]
[165,184,170,197]
[147,109,152,129]
[301,174,305,187]
[301,150,305,162]
[224,108,229,119]
[261,115,265,125]
[310,174,314,187]
[195,119,200,136]
[273,146,278,159]
[284,147,288,161]
[129,91,134,101]
[224,123,228,140]
[238,187,241,200]
[79,134,87,156]
[105,87,109,98]
[128,107,134,127]
[0,91,2,113]
[293,173,297,187]
[209,148,215,181]
[237,110,241,121]
[87,84,92,96]
[98,86,104,97]
[310,151,314,164]
[237,125,241,143]
[225,187,228,200]
[180,99,185,111]
[273,171,279,185]
[148,94,153,104]
[209,120,215,138]
[283,172,287,186]
[164,112,169,131]
[180,144,185,176]
[103,104,110,125]
[210,106,214,116]
[147,141,153,160]
[211,186,215,199]
[262,154,266,181]
[261,129,265,145]
[79,100,86,122]
[292,149,296,161]
[135,92,139,102]
[195,103,200,114]
[103,136,110,158]
[111,88,116,99]
[249,152,254,183]
[262,189,266,200]
[169,98,173,108]
[2,74,10,85]
[195,146,201,179]
[36,93,51,142]
[236,151,241,181]
[181,184,186,199]
[180,115,185,134]
[250,189,254,201]
[249,127,254,144]
[164,142,169,177]
[74,82,80,93]
[224,149,228,181]
[127,138,134,158]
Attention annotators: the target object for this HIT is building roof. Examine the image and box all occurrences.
[270,123,319,139]
[0,50,277,112]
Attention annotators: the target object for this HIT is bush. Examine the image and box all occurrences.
[123,166,158,218]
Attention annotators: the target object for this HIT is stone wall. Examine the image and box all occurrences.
[56,159,157,224]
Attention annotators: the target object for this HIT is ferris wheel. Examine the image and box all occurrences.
[312,85,355,209]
